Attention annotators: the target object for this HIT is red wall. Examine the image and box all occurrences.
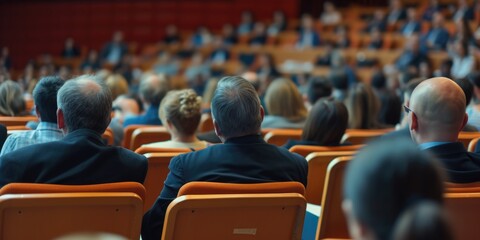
[0,0,299,68]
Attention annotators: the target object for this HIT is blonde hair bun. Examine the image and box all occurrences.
[179,89,202,118]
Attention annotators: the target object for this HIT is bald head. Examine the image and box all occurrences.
[409,77,467,142]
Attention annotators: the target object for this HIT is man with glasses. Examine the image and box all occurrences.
[407,77,480,183]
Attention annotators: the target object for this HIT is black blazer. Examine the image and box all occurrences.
[427,142,480,183]
[141,134,308,240]
[0,129,147,188]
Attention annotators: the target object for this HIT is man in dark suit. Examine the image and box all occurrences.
[141,76,308,240]
[406,77,480,183]
[400,8,421,37]
[100,31,128,66]
[422,12,450,51]
[0,75,147,188]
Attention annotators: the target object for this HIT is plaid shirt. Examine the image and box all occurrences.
[0,122,64,156]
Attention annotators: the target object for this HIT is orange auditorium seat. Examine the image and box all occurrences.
[130,126,171,151]
[264,129,302,146]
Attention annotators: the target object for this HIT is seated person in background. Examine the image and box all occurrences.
[284,98,348,149]
[453,0,474,21]
[408,77,480,183]
[422,12,450,51]
[109,94,142,146]
[330,71,349,102]
[297,14,321,49]
[364,10,387,33]
[100,31,128,66]
[386,0,407,28]
[395,35,428,72]
[80,50,101,72]
[304,76,332,110]
[124,74,169,127]
[371,71,401,126]
[261,78,308,129]
[343,138,452,240]
[368,27,384,49]
[466,72,480,130]
[346,83,385,129]
[248,22,267,45]
[400,8,421,37]
[143,89,208,149]
[163,24,181,45]
[141,76,308,240]
[315,42,334,66]
[320,1,341,26]
[0,80,26,116]
[450,40,476,79]
[0,75,147,188]
[423,0,444,21]
[267,10,287,36]
[1,76,64,156]
[237,11,255,35]
[61,37,80,58]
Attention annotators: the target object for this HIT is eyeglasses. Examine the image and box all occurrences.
[403,105,414,114]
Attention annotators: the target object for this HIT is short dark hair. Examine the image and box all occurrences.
[57,75,112,134]
[344,138,445,240]
[455,77,473,106]
[302,98,348,146]
[371,71,386,89]
[467,71,480,88]
[329,71,348,90]
[139,74,169,106]
[33,76,64,123]
[307,76,332,104]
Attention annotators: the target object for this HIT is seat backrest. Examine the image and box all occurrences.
[289,144,364,158]
[444,192,480,240]
[316,156,352,240]
[198,114,214,133]
[263,129,302,146]
[445,182,480,193]
[162,193,306,240]
[305,152,356,205]
[0,116,38,126]
[102,128,114,145]
[468,137,480,152]
[130,126,170,150]
[0,182,146,203]
[177,181,305,196]
[135,146,194,155]
[458,132,480,149]
[0,192,143,240]
[143,152,182,212]
[122,124,154,148]
[341,130,388,145]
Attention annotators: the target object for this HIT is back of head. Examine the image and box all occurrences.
[211,76,262,139]
[392,202,453,240]
[302,98,348,146]
[329,71,348,90]
[409,77,466,139]
[57,75,112,134]
[139,74,169,106]
[0,80,25,116]
[307,76,333,104]
[105,74,129,100]
[454,77,473,106]
[344,138,445,240]
[264,78,307,121]
[160,89,202,136]
[346,83,380,129]
[33,76,65,123]
[371,71,386,90]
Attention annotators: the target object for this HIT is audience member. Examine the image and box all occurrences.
[386,0,407,27]
[143,89,207,149]
[297,14,321,49]
[100,31,128,66]
[466,72,480,130]
[249,22,267,45]
[237,11,255,35]
[400,8,421,37]
[0,47,12,70]
[284,98,348,149]
[368,28,384,49]
[371,71,401,126]
[80,50,101,72]
[422,12,450,51]
[0,80,26,116]
[209,37,230,66]
[185,51,210,94]
[395,35,428,72]
[163,24,181,45]
[343,138,452,240]
[153,52,179,77]
[305,76,332,108]
[407,77,480,183]
[109,94,142,145]
[364,10,387,33]
[452,0,474,21]
[124,74,169,127]
[61,37,80,58]
[262,78,308,129]
[190,26,212,48]
[330,71,349,102]
[267,10,287,36]
[315,42,334,66]
[346,83,383,129]
[0,76,64,156]
[320,1,342,26]
[105,74,129,100]
[334,25,351,48]
[141,76,308,240]
[450,40,475,79]
[222,24,238,46]
[423,0,444,21]
[0,75,147,187]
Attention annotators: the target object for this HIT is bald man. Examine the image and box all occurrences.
[407,77,480,183]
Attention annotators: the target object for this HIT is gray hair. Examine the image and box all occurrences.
[139,74,169,106]
[211,76,262,139]
[57,75,112,134]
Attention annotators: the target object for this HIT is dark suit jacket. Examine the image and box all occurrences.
[141,134,308,240]
[0,129,147,188]
[426,142,480,183]
[123,105,162,127]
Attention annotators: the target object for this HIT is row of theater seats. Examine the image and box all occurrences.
[2,116,480,239]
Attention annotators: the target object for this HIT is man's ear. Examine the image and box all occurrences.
[34,105,41,121]
[213,119,222,138]
[409,111,418,132]
[460,113,468,131]
[57,108,65,130]
[259,106,265,122]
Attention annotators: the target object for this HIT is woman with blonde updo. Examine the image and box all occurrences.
[0,80,26,116]
[143,89,208,149]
